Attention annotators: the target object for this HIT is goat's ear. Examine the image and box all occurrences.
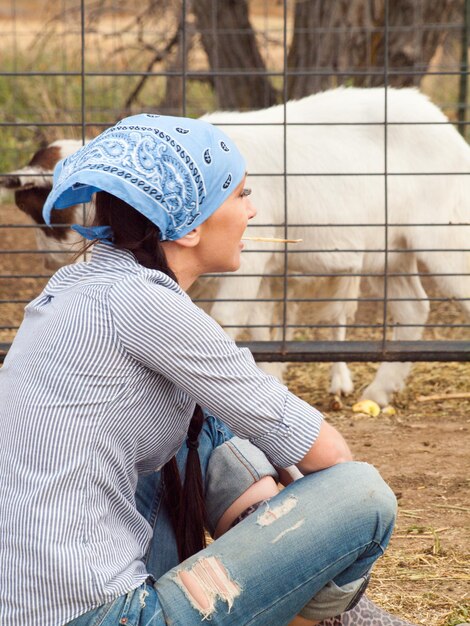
[15,187,52,223]
[14,187,78,242]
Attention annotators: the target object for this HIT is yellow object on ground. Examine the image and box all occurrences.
[352,399,381,417]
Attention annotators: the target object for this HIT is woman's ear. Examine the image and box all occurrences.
[173,227,201,248]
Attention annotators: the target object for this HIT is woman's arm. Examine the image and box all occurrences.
[109,275,325,468]
[296,420,353,474]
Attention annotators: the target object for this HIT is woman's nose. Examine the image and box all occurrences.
[247,199,257,220]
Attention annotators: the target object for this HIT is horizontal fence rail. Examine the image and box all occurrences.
[1,341,469,364]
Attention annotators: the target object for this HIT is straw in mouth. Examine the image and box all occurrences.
[242,236,302,244]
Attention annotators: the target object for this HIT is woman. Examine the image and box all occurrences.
[0,114,415,626]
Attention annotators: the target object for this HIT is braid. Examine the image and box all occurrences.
[93,191,207,562]
[164,405,207,561]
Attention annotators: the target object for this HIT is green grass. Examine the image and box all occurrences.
[0,45,217,172]
[444,604,470,626]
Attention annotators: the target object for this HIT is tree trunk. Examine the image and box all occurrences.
[192,0,278,110]
[367,0,462,87]
[287,0,462,99]
[287,0,359,97]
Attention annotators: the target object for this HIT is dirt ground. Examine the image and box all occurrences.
[286,361,470,626]
[1,201,469,625]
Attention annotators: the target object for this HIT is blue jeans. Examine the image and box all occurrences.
[67,415,397,625]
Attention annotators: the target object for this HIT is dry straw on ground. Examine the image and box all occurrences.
[286,359,469,626]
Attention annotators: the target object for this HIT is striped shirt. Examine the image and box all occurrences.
[0,244,323,626]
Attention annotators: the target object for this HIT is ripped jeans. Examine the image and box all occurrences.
[67,414,397,626]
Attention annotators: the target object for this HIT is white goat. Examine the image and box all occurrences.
[3,87,469,405]
[201,87,470,404]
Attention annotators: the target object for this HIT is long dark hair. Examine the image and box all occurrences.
[94,190,207,561]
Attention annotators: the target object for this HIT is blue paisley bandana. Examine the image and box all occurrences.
[42,114,246,241]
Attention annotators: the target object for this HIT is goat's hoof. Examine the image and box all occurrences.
[359,386,391,408]
[329,395,344,411]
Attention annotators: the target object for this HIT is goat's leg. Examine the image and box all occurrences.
[255,277,293,382]
[327,276,361,397]
[361,266,430,406]
[414,227,470,318]
[329,318,354,396]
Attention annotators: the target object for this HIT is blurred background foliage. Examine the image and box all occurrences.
[0,0,469,171]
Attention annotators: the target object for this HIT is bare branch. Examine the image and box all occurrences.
[123,20,183,111]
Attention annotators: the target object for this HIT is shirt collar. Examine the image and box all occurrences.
[89,243,188,299]
[89,242,138,268]
[45,242,188,300]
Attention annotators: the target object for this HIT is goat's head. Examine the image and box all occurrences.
[1,140,89,269]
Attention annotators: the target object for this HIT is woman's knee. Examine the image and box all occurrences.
[348,461,396,515]
[289,461,396,550]
[332,461,397,546]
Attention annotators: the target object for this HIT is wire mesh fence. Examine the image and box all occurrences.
[1,0,469,363]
